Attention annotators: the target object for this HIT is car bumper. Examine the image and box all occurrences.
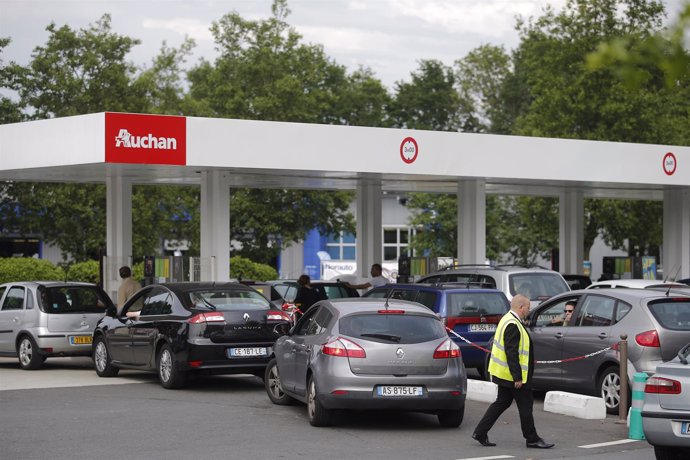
[642,411,690,448]
[312,356,467,412]
[34,332,94,356]
[182,342,274,373]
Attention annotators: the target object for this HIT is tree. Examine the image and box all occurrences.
[0,37,25,124]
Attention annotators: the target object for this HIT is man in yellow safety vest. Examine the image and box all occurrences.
[471,294,555,449]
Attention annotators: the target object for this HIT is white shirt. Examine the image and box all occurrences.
[369,275,389,288]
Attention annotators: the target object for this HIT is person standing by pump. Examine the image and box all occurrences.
[472,294,555,449]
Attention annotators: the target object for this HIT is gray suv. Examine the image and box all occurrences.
[418,264,570,309]
[527,288,690,414]
[0,281,113,369]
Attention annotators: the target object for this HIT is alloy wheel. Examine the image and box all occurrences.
[267,364,284,399]
[19,338,32,367]
[159,349,172,383]
[601,372,620,409]
[307,379,316,420]
[94,341,107,372]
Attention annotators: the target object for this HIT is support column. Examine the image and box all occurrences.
[663,189,690,280]
[201,170,230,281]
[457,180,486,264]
[356,181,382,279]
[106,175,133,300]
[559,189,584,274]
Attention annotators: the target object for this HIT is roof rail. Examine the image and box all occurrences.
[439,281,497,289]
[495,264,550,270]
[438,263,496,272]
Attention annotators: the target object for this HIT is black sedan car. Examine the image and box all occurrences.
[93,282,291,389]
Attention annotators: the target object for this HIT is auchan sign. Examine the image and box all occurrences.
[105,112,186,165]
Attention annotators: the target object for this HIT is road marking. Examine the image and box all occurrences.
[579,439,641,449]
[455,456,514,460]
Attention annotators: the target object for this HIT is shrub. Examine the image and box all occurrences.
[230,256,278,281]
[65,260,100,283]
[0,258,65,284]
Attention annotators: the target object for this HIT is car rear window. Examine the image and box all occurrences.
[646,299,690,331]
[509,273,569,300]
[339,313,446,344]
[446,292,509,317]
[39,286,110,314]
[185,289,271,311]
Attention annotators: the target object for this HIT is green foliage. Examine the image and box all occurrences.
[0,257,65,283]
[65,260,99,283]
[230,256,278,281]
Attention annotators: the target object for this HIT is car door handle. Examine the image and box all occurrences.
[554,332,563,339]
[598,332,608,339]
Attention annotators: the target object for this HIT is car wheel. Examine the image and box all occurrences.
[93,336,119,377]
[599,365,623,414]
[264,358,292,405]
[157,343,187,389]
[307,375,333,427]
[653,445,690,460]
[437,407,464,427]
[17,335,44,370]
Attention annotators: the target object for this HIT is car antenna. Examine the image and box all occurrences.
[664,265,682,297]
[663,264,680,283]
[384,287,392,309]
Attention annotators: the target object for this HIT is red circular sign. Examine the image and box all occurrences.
[400,137,418,164]
[663,152,677,176]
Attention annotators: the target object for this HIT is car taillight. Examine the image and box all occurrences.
[635,330,660,347]
[433,338,460,359]
[645,376,681,394]
[322,337,366,358]
[267,311,291,321]
[378,309,405,314]
[282,302,295,311]
[187,312,226,324]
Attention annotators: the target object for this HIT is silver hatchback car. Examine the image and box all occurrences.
[642,342,690,460]
[265,298,467,427]
[0,281,113,369]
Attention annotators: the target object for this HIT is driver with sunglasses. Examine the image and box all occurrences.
[551,300,576,326]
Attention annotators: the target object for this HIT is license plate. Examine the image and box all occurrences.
[682,422,690,435]
[469,324,496,332]
[377,386,423,397]
[69,335,92,345]
[228,347,267,357]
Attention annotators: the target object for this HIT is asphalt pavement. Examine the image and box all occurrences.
[0,357,656,460]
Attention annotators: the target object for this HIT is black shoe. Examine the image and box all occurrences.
[526,438,554,449]
[472,433,496,447]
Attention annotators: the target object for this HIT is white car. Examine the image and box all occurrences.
[587,279,688,290]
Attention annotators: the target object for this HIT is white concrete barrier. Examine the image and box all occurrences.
[466,379,498,403]
[544,391,606,419]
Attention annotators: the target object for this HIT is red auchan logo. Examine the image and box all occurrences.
[105,112,186,165]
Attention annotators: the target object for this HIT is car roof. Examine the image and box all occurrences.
[0,280,97,288]
[150,282,257,295]
[372,283,504,294]
[552,287,690,302]
[325,297,438,315]
[587,279,688,289]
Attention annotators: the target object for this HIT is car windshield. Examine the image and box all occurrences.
[509,273,569,300]
[339,313,446,344]
[39,286,110,314]
[446,292,509,317]
[185,289,271,311]
[646,299,690,331]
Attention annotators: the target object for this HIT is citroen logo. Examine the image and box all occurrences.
[396,347,405,359]
[243,313,250,322]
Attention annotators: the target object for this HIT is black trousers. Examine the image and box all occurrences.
[473,384,539,442]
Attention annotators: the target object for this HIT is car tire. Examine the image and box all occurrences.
[17,335,44,370]
[264,358,292,405]
[653,445,690,460]
[599,365,624,415]
[93,336,119,377]
[437,407,464,427]
[158,343,187,389]
[307,375,333,427]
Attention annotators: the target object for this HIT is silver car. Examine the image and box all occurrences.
[526,289,690,414]
[264,298,467,427]
[0,281,113,369]
[642,342,690,460]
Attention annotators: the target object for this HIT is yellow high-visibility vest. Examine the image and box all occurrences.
[488,311,530,382]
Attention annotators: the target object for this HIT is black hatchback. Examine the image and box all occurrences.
[92,282,291,388]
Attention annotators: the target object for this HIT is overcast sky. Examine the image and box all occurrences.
[1,0,686,90]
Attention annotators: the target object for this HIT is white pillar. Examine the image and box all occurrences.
[559,189,584,274]
[663,189,690,280]
[200,171,230,281]
[356,181,382,279]
[106,175,132,300]
[457,180,486,264]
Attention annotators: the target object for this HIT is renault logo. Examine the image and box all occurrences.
[243,313,250,322]
[396,347,405,359]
